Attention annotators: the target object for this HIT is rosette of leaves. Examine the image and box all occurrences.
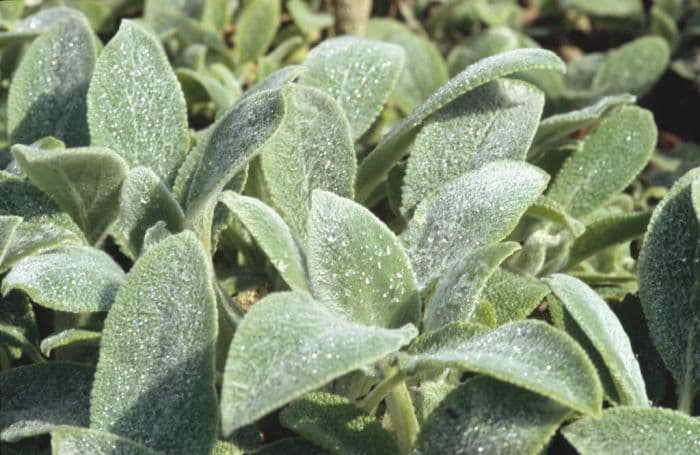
[0,5,698,455]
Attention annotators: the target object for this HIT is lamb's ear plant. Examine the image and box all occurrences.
[1,3,699,455]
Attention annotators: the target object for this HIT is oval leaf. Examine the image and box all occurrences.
[547,106,657,220]
[401,161,549,288]
[12,145,128,244]
[638,169,700,403]
[416,376,572,455]
[220,292,417,435]
[308,190,420,329]
[400,320,603,416]
[40,329,101,357]
[2,245,125,313]
[401,78,544,215]
[87,20,189,184]
[234,0,280,64]
[8,15,97,147]
[562,407,700,455]
[299,36,404,139]
[0,363,94,442]
[219,191,309,293]
[545,274,649,406]
[356,48,565,201]
[260,84,355,240]
[90,231,218,454]
[51,427,159,455]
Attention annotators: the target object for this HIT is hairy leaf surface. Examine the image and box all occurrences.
[40,329,101,357]
[90,232,217,454]
[51,427,159,455]
[220,292,417,435]
[308,191,420,328]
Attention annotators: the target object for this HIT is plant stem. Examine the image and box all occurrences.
[358,368,406,413]
[677,383,695,414]
[385,381,419,454]
[678,324,697,413]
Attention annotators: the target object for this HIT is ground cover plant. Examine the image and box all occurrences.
[0,0,699,454]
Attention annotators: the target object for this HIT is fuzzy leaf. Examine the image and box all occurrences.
[525,196,585,237]
[356,48,565,201]
[400,320,602,416]
[425,242,520,331]
[592,36,670,97]
[8,15,97,147]
[566,211,651,268]
[533,94,635,148]
[545,274,649,406]
[0,363,94,442]
[12,145,128,244]
[416,376,571,455]
[0,172,83,272]
[219,191,308,292]
[234,0,280,64]
[40,329,101,357]
[365,18,448,114]
[547,106,657,219]
[119,167,185,257]
[51,427,159,455]
[308,191,420,328]
[220,292,417,435]
[299,36,404,139]
[560,0,643,17]
[638,169,700,400]
[182,89,285,243]
[87,20,189,184]
[401,161,549,288]
[0,216,21,266]
[401,79,544,215]
[562,407,700,454]
[279,392,399,455]
[260,84,355,240]
[90,231,218,454]
[2,245,125,313]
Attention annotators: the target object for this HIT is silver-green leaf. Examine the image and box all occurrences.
[87,20,189,184]
[8,15,97,147]
[90,231,218,454]
[12,145,128,244]
[545,274,649,407]
[2,245,125,313]
[0,363,94,442]
[51,426,159,455]
[401,161,549,288]
[298,36,404,139]
[220,292,417,435]
[308,190,420,329]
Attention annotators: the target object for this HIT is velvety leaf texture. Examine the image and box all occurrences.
[401,78,544,215]
[279,392,400,455]
[220,292,417,435]
[416,376,571,455]
[87,20,189,184]
[2,245,125,313]
[8,15,97,147]
[219,192,308,292]
[365,18,448,114]
[260,84,355,240]
[401,161,549,288]
[234,0,280,64]
[547,106,657,219]
[425,242,520,331]
[400,320,602,416]
[562,407,700,454]
[545,274,649,407]
[51,426,159,455]
[90,231,218,454]
[12,145,128,244]
[638,169,700,400]
[0,172,83,272]
[118,166,185,257]
[308,190,420,329]
[356,48,565,201]
[0,216,22,266]
[40,329,101,357]
[0,363,94,442]
[299,36,404,139]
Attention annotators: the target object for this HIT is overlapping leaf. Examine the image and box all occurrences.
[220,292,417,435]
[90,231,218,454]
[51,426,159,455]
